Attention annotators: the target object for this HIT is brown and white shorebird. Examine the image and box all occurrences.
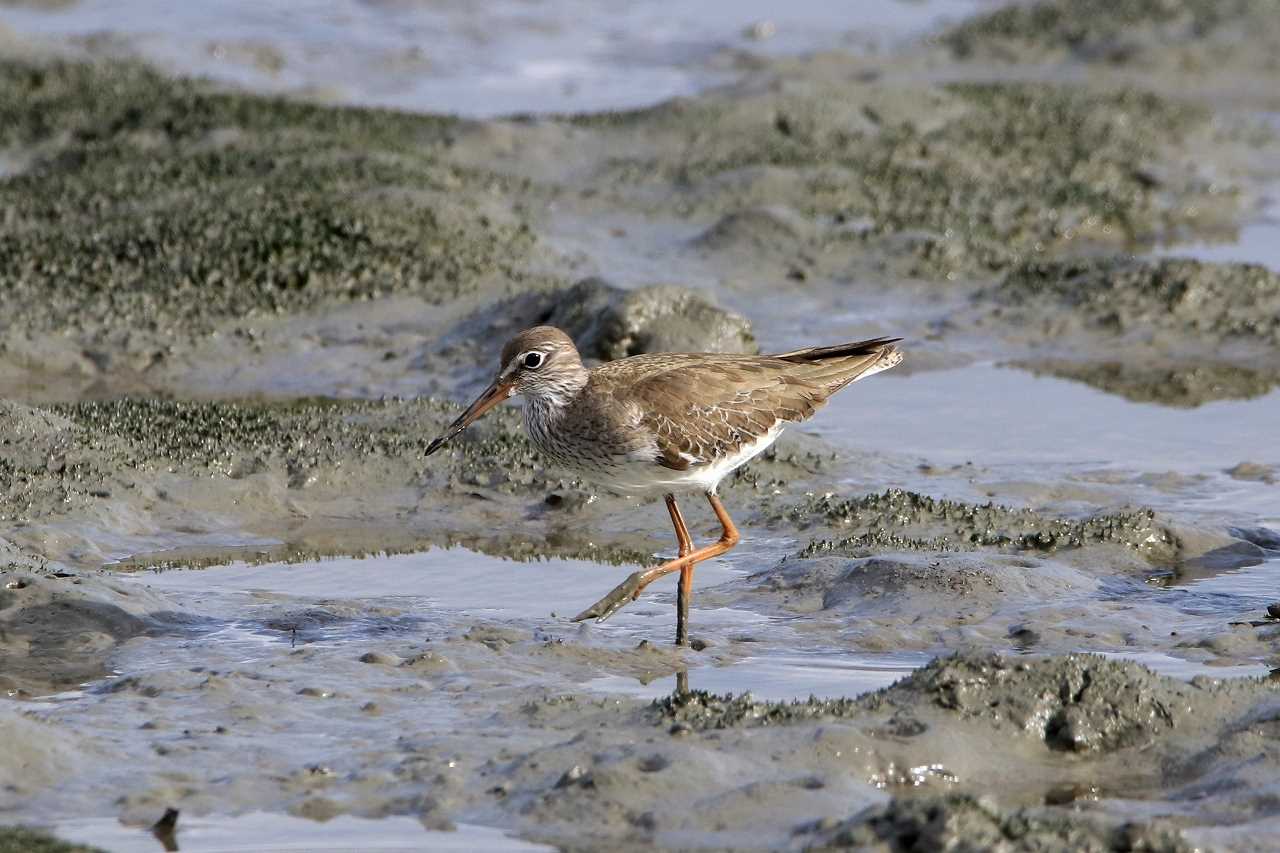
[425,326,902,646]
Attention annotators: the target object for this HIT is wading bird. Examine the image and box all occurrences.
[426,326,901,646]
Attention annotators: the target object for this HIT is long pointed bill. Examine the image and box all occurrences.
[425,378,514,456]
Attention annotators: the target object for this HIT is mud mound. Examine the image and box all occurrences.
[791,489,1177,560]
[945,0,1280,74]
[994,258,1280,346]
[691,207,816,254]
[528,277,756,360]
[656,652,1247,756]
[746,553,1061,624]
[0,566,175,694]
[866,653,1203,753]
[582,81,1222,276]
[800,792,1192,852]
[0,58,533,348]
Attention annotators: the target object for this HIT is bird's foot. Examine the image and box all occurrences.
[572,570,646,623]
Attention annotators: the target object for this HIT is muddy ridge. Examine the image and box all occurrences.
[945,0,1280,76]
[790,489,1178,560]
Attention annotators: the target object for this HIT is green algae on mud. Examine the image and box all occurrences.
[2,389,828,520]
[0,58,535,345]
[944,0,1280,72]
[0,59,452,150]
[0,395,808,569]
[0,827,103,853]
[995,257,1280,344]
[790,489,1178,560]
[577,80,1227,276]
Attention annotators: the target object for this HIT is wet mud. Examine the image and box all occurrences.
[945,0,1280,92]
[2,0,1280,850]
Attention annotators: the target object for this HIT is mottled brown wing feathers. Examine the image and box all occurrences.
[611,361,826,470]
[590,337,901,472]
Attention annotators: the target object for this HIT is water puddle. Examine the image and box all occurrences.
[807,363,1280,527]
[53,812,549,853]
[0,150,29,179]
[1098,651,1272,682]
[123,546,748,644]
[12,541,1274,832]
[586,650,931,700]
[1153,180,1280,273]
[1174,556,1280,609]
[3,0,985,116]
[816,364,1280,474]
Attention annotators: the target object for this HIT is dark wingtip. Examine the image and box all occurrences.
[425,437,446,456]
[771,335,904,362]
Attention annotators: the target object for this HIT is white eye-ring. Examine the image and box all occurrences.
[522,351,545,369]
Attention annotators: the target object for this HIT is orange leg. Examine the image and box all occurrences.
[667,494,694,647]
[572,493,741,641]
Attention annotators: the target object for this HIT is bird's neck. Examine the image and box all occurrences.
[524,369,589,415]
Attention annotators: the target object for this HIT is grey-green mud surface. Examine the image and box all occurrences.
[945,0,1280,90]
[3,2,1280,850]
[0,827,101,853]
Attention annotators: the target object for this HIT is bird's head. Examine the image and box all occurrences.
[425,326,586,456]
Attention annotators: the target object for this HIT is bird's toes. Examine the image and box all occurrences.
[571,571,646,624]
[570,606,598,623]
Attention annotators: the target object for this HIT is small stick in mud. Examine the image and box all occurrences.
[151,807,179,851]
[426,326,902,645]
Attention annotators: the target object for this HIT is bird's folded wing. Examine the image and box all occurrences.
[622,362,826,471]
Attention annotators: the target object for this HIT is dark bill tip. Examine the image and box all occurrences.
[423,378,513,458]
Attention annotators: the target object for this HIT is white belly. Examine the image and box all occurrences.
[589,424,786,497]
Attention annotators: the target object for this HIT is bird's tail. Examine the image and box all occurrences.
[770,336,903,393]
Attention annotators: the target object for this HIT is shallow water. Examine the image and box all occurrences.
[122,547,747,641]
[14,472,1278,846]
[91,542,1280,710]
[819,364,1280,474]
[1154,186,1280,272]
[1,0,984,116]
[54,813,550,853]
[818,364,1280,525]
[585,651,933,700]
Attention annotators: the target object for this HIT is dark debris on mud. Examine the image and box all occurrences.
[792,489,1177,559]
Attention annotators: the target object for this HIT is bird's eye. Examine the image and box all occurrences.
[522,351,544,369]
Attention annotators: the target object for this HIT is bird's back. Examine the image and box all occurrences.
[561,337,901,492]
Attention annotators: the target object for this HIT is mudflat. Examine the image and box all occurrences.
[2,1,1279,850]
